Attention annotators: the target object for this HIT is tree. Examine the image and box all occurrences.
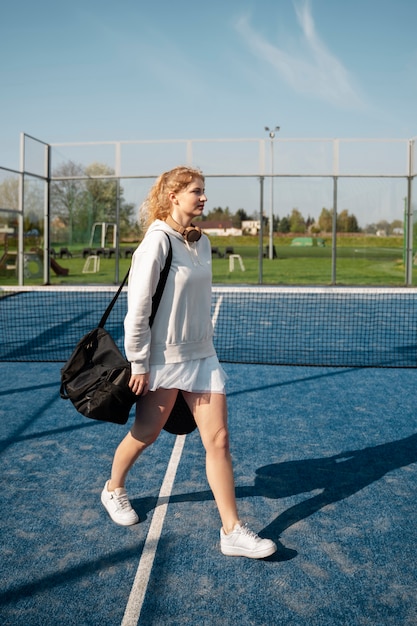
[0,176,19,211]
[289,208,306,233]
[391,219,403,233]
[0,175,45,239]
[337,209,360,233]
[50,161,136,244]
[305,215,315,230]
[50,162,86,245]
[318,208,333,232]
[277,215,290,233]
[84,162,118,227]
[202,206,231,222]
[233,208,249,227]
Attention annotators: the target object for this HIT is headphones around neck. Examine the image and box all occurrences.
[165,214,202,242]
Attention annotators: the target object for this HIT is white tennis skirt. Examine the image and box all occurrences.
[148,354,226,394]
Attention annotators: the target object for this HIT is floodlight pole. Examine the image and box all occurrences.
[264,126,280,259]
[258,176,264,284]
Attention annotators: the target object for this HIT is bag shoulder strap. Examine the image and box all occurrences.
[149,234,172,327]
[98,233,172,329]
[98,268,130,328]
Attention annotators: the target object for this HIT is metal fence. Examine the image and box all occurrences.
[0,133,415,285]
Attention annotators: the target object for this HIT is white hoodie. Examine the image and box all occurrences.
[124,220,216,375]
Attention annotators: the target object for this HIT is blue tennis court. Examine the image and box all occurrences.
[1,360,417,625]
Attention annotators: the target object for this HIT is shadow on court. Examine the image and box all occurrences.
[0,544,144,607]
[253,432,417,540]
[131,432,417,562]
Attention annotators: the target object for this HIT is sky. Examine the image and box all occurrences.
[0,0,416,225]
[1,0,416,167]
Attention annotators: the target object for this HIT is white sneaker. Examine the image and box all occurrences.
[101,480,139,526]
[220,523,277,559]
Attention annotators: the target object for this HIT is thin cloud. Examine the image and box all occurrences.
[235,0,366,110]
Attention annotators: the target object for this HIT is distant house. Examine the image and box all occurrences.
[241,220,261,235]
[200,220,242,236]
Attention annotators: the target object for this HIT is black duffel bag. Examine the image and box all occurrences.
[60,235,196,435]
[60,325,137,425]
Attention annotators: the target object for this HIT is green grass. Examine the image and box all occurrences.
[210,238,408,285]
[48,256,132,285]
[211,255,406,286]
[0,236,414,286]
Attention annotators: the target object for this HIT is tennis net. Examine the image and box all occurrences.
[1,285,417,367]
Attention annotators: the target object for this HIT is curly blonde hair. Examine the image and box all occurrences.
[139,165,204,230]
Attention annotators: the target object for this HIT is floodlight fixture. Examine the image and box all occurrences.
[264,125,280,259]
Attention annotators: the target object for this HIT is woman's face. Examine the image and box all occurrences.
[170,177,207,224]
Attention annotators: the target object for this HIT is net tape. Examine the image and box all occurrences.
[1,285,417,368]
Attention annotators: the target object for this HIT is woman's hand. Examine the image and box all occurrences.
[129,373,149,396]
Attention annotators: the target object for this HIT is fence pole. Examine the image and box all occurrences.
[331,176,338,285]
[44,142,51,285]
[405,139,414,286]
[258,176,264,284]
[115,178,121,284]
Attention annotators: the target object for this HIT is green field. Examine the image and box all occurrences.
[0,235,415,286]
[210,236,409,286]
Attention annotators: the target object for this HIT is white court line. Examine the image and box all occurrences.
[121,434,186,626]
[211,294,223,329]
[121,296,223,625]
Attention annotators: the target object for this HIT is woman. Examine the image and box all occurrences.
[101,166,277,559]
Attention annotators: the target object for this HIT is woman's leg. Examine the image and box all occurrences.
[184,392,239,534]
[108,387,178,490]
[184,391,277,558]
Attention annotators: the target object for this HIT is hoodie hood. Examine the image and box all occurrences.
[147,219,203,265]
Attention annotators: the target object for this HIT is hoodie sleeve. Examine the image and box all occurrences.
[124,230,171,374]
